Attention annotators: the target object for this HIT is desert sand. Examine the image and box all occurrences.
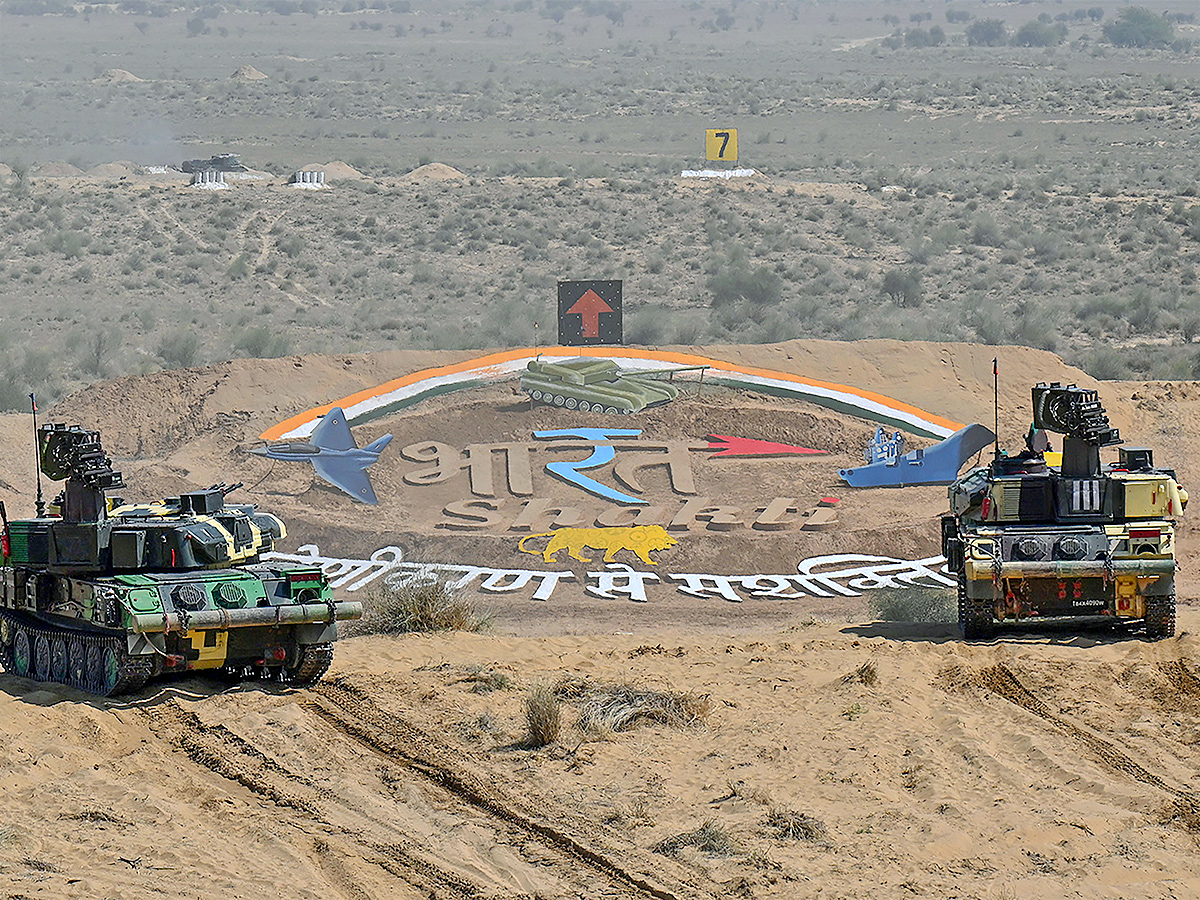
[1,339,1198,899]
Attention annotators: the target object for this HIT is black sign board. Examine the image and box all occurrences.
[557,280,622,346]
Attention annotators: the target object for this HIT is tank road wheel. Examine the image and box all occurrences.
[579,401,592,412]
[89,643,123,697]
[565,397,579,410]
[280,643,334,687]
[0,616,13,672]
[67,636,87,690]
[84,643,106,694]
[11,627,32,678]
[958,574,995,641]
[604,407,619,415]
[553,394,566,407]
[1145,591,1177,641]
[33,633,51,682]
[529,390,543,401]
[50,636,68,685]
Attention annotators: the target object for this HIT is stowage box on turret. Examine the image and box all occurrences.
[0,423,361,695]
[943,384,1186,640]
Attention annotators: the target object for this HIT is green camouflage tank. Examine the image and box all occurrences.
[0,423,360,695]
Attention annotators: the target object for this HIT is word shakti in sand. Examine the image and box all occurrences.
[264,545,955,604]
[402,430,835,533]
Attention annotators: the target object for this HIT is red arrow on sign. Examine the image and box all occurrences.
[567,289,613,339]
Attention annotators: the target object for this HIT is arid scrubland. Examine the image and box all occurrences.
[0,0,1197,408]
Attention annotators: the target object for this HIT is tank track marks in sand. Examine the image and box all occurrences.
[143,690,716,900]
[144,701,480,900]
[1157,658,1200,699]
[307,677,718,900]
[973,663,1197,805]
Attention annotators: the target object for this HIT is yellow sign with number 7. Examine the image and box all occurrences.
[705,128,738,161]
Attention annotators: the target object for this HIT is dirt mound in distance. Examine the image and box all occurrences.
[87,161,139,178]
[95,68,142,83]
[30,161,84,177]
[405,162,468,182]
[231,64,268,80]
[316,160,366,180]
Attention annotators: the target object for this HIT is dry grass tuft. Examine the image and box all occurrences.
[351,575,492,635]
[652,819,738,857]
[525,682,562,747]
[455,665,511,693]
[764,807,829,844]
[842,660,877,686]
[556,675,713,733]
[868,586,956,623]
[1162,799,1200,834]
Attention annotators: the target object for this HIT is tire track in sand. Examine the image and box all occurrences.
[142,685,716,900]
[974,663,1194,803]
[307,677,717,900]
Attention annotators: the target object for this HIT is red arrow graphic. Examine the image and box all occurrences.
[567,289,613,338]
[706,434,827,458]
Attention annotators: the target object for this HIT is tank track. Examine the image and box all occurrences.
[1145,592,1177,640]
[958,574,996,640]
[0,609,152,696]
[280,642,334,687]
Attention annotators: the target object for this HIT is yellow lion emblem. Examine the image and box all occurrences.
[518,525,678,565]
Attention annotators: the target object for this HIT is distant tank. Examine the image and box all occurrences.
[520,358,680,414]
[943,383,1186,640]
[180,153,249,173]
[0,423,360,696]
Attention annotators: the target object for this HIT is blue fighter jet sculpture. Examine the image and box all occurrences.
[250,407,393,504]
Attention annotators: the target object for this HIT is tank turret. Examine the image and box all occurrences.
[0,422,360,695]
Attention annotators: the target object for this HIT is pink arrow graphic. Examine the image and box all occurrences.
[706,434,828,458]
[567,289,613,338]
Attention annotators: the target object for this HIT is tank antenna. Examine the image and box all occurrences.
[30,393,44,517]
[992,357,999,462]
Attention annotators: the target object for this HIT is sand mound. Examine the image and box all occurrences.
[88,161,139,178]
[231,64,268,80]
[30,161,84,177]
[5,340,1200,900]
[312,160,366,180]
[405,162,467,182]
[0,163,14,184]
[95,68,142,84]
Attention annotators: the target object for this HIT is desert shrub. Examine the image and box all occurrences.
[525,682,561,746]
[556,675,713,733]
[1081,346,1133,381]
[1103,7,1174,48]
[232,325,291,359]
[457,665,511,693]
[881,267,923,306]
[764,807,829,844]
[708,263,782,309]
[1012,20,1067,47]
[867,587,956,623]
[966,18,1007,46]
[351,574,492,635]
[156,331,199,369]
[652,820,737,857]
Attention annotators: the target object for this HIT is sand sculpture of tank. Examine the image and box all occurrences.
[520,358,681,414]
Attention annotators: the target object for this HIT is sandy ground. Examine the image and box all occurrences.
[3,610,1200,900]
[2,339,1199,899]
